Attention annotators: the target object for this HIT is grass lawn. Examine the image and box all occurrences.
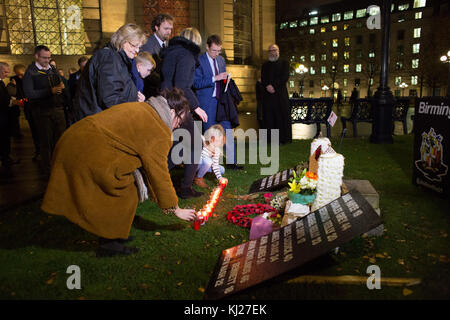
[0,134,449,300]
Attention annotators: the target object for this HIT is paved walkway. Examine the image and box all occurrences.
[0,119,47,212]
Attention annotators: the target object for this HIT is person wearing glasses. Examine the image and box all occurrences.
[23,45,67,176]
[41,88,197,257]
[72,23,147,121]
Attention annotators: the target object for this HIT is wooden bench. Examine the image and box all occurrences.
[341,98,411,137]
[290,98,333,138]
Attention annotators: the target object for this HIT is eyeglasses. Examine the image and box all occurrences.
[127,41,141,49]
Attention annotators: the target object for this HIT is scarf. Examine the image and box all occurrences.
[146,96,172,130]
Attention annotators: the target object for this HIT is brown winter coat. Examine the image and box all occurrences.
[41,101,178,239]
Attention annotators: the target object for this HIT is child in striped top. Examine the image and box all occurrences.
[194,124,226,188]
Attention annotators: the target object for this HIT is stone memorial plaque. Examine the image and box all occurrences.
[248,167,298,194]
[205,190,382,300]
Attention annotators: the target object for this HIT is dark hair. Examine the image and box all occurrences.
[151,13,174,32]
[77,56,89,66]
[34,45,50,55]
[207,34,222,47]
[160,88,190,123]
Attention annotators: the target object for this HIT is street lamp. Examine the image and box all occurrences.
[440,50,450,97]
[295,64,308,97]
[399,82,408,97]
[322,85,329,97]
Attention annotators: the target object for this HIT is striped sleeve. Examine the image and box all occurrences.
[211,147,223,180]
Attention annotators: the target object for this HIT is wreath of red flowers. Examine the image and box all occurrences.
[227,204,278,228]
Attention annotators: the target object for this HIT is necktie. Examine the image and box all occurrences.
[161,43,166,49]
[213,58,220,99]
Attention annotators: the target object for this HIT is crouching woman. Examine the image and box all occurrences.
[41,88,196,257]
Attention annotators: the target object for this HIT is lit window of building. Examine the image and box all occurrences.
[300,19,308,26]
[310,17,318,25]
[309,28,315,34]
[411,75,418,85]
[343,11,353,20]
[321,66,326,74]
[332,13,341,22]
[280,22,289,30]
[343,23,349,30]
[289,80,295,88]
[398,3,409,11]
[332,25,338,31]
[395,76,402,85]
[412,59,419,68]
[369,6,380,16]
[343,78,348,86]
[310,54,316,62]
[414,28,421,38]
[344,51,350,60]
[332,38,338,47]
[321,40,327,47]
[344,37,350,46]
[396,61,403,70]
[356,64,362,72]
[356,9,366,18]
[290,20,298,28]
[300,55,306,62]
[332,52,338,59]
[310,66,316,74]
[321,54,327,61]
[344,64,350,73]
[412,43,420,54]
[415,12,422,19]
[321,27,326,33]
[369,51,375,58]
[321,16,329,24]
[413,0,426,8]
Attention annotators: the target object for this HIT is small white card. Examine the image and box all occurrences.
[327,111,338,127]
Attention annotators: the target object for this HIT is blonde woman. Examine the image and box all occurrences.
[73,23,147,121]
[161,27,207,198]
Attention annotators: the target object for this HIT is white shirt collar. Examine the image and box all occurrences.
[35,62,51,71]
[154,34,165,48]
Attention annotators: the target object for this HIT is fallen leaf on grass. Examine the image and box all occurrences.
[143,264,150,269]
[177,282,183,287]
[398,259,405,265]
[369,257,376,264]
[376,253,386,259]
[177,260,182,265]
[230,235,235,239]
[403,288,413,296]
[154,232,161,236]
[198,287,205,293]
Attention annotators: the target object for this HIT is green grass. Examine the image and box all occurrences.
[0,134,449,300]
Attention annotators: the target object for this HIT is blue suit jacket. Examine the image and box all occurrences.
[194,53,226,103]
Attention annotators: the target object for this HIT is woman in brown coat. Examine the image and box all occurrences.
[41,89,196,257]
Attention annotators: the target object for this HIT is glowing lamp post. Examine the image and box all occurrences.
[295,64,308,97]
[440,50,450,98]
[193,178,228,230]
[399,82,408,97]
[322,85,329,97]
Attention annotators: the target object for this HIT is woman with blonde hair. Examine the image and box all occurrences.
[160,27,207,199]
[73,23,147,121]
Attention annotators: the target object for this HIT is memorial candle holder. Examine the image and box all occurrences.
[194,178,228,230]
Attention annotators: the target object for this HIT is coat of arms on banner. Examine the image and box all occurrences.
[415,127,448,182]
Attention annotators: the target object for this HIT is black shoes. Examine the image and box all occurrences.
[96,238,138,258]
[226,164,244,170]
[177,186,204,199]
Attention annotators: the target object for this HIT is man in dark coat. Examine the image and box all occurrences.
[23,46,67,175]
[0,62,20,167]
[261,44,292,145]
[141,13,173,99]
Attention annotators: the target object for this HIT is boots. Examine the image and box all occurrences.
[193,177,208,188]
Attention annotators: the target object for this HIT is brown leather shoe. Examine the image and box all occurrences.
[193,177,208,188]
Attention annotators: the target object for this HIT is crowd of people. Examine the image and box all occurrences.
[0,13,292,257]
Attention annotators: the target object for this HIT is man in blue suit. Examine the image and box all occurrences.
[194,35,243,170]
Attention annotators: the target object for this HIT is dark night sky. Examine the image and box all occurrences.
[276,0,357,20]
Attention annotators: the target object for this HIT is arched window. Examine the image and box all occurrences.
[0,0,101,55]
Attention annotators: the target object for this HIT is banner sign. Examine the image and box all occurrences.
[205,190,383,300]
[248,167,296,194]
[413,97,449,196]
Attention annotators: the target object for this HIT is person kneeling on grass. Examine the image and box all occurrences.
[41,88,196,257]
[193,124,226,188]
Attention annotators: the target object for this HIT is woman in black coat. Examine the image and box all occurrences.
[160,27,206,199]
[73,23,147,121]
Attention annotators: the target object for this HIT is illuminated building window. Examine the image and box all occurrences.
[280,22,289,29]
[343,11,353,20]
[412,59,419,68]
[411,75,418,85]
[356,64,362,72]
[343,64,350,72]
[398,3,409,11]
[310,54,316,62]
[344,51,350,60]
[343,23,349,30]
[321,27,326,33]
[321,16,329,24]
[415,12,422,19]
[343,78,348,86]
[414,28,421,38]
[369,6,380,15]
[321,40,327,47]
[413,0,426,8]
[290,20,298,28]
[310,17,318,25]
[395,76,402,85]
[321,66,326,74]
[369,51,375,58]
[3,0,101,55]
[356,9,366,18]
[300,19,308,26]
[310,66,316,74]
[332,38,338,47]
[309,28,315,34]
[412,43,420,54]
[332,13,341,22]
[332,51,338,60]
[321,53,326,61]
[332,25,337,31]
